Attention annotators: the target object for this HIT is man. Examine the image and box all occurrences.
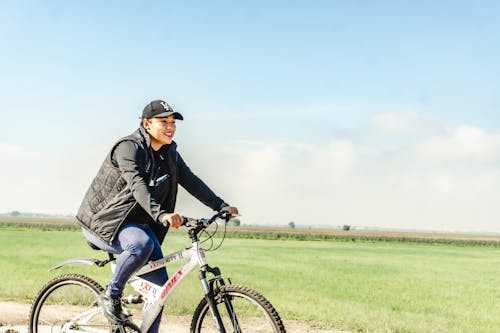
[76,100,238,331]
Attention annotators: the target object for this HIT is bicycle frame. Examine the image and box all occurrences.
[124,238,219,333]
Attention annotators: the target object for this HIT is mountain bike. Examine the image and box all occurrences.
[28,211,286,333]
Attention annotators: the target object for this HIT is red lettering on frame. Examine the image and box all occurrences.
[160,269,184,298]
[140,282,151,292]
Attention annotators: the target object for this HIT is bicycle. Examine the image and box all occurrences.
[28,211,286,333]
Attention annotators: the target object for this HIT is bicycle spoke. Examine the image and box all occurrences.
[191,285,286,333]
[29,274,113,333]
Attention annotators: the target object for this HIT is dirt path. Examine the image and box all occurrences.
[0,302,347,333]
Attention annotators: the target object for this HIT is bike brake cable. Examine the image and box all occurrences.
[208,221,227,251]
[200,219,227,252]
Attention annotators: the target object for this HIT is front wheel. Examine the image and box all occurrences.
[191,284,286,333]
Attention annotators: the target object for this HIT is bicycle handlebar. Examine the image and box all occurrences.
[182,210,232,229]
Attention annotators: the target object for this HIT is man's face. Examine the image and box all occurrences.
[144,115,176,149]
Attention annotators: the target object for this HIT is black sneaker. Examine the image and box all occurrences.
[98,292,127,323]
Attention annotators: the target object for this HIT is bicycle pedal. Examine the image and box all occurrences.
[122,294,143,304]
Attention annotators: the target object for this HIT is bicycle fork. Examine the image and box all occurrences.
[199,265,242,333]
[199,266,226,333]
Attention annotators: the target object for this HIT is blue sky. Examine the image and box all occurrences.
[1,1,500,232]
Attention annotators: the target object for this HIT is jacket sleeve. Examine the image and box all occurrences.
[177,152,226,211]
[113,140,165,223]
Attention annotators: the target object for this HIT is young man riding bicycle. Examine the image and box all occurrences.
[75,99,238,332]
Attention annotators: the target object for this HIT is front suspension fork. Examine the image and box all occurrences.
[199,265,231,333]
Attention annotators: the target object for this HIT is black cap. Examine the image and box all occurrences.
[142,100,184,120]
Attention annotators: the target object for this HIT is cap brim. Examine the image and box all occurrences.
[152,111,184,120]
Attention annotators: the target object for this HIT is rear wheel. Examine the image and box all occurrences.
[29,273,112,333]
[190,284,286,333]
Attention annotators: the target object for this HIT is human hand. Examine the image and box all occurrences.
[160,212,184,229]
[221,206,239,217]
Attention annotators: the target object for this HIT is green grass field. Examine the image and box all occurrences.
[1,227,500,332]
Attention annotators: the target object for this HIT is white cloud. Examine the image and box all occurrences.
[0,143,26,157]
[372,111,440,136]
[417,125,500,161]
[0,143,104,215]
[175,140,358,225]
[307,140,357,184]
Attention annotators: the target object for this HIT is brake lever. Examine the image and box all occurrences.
[220,211,240,222]
[183,217,198,228]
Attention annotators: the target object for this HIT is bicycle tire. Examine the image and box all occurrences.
[190,284,286,333]
[29,273,113,333]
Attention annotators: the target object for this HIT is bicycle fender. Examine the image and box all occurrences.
[48,258,102,271]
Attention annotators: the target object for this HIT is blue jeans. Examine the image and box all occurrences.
[83,222,168,333]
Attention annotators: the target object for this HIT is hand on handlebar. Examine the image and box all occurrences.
[160,212,184,229]
[221,206,239,218]
[183,208,241,229]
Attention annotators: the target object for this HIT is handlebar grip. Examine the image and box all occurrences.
[218,210,232,222]
[183,217,199,228]
[183,211,233,229]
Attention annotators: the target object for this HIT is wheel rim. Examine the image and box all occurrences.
[195,291,280,333]
[32,280,112,333]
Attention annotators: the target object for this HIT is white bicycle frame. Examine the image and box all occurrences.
[50,238,216,333]
[48,213,232,333]
[123,238,215,332]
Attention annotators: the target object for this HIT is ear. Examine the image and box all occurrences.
[142,118,151,130]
